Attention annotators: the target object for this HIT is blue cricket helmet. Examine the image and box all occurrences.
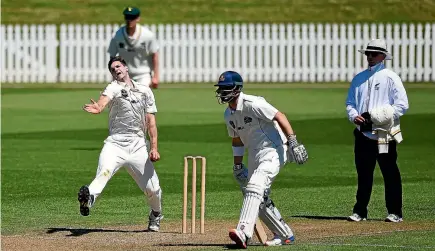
[214,71,243,104]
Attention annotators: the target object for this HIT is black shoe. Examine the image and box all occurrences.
[78,185,93,216]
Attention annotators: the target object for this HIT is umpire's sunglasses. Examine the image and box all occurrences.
[364,51,382,57]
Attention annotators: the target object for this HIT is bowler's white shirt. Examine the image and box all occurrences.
[102,80,157,138]
[107,25,159,80]
[346,63,409,140]
[224,92,287,151]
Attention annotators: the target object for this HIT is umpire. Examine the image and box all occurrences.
[345,39,409,223]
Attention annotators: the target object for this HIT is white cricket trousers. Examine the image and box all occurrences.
[88,135,162,213]
[237,145,287,238]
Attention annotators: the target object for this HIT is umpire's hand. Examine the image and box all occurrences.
[354,115,365,125]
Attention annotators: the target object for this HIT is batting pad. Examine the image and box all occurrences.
[237,192,263,239]
[258,202,293,239]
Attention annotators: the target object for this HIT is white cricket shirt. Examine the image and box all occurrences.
[224,92,287,151]
[346,63,409,140]
[107,24,159,79]
[102,80,157,138]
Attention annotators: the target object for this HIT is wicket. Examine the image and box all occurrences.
[182,156,206,234]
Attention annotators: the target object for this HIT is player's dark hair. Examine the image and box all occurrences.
[108,56,127,71]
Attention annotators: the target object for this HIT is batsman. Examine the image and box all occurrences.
[214,71,308,248]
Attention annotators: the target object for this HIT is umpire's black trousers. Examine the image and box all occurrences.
[352,128,403,218]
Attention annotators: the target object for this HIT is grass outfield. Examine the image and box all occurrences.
[2,0,434,24]
[1,84,435,250]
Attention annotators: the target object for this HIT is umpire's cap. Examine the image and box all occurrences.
[123,7,140,19]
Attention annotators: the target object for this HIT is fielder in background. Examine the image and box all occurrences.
[346,39,409,223]
[108,7,160,89]
[78,56,164,232]
[215,71,308,248]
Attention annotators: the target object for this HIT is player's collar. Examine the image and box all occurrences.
[235,92,244,111]
[116,79,136,89]
[368,62,385,72]
[122,24,142,47]
[130,80,138,90]
[123,24,141,38]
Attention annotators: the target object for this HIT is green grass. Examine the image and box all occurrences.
[1,84,435,250]
[294,231,435,250]
[2,0,435,24]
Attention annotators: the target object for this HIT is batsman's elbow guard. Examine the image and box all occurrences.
[232,146,245,156]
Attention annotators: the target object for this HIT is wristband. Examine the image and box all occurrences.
[232,146,245,156]
[287,134,298,148]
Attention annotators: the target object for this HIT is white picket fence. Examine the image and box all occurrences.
[1,23,435,83]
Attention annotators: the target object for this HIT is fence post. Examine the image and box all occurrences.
[416,23,423,82]
[401,23,408,82]
[339,23,346,82]
[301,23,308,82]
[0,25,5,83]
[432,23,435,81]
[294,24,301,82]
[409,23,416,82]
[423,23,431,82]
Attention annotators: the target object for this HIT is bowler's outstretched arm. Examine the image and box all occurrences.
[83,95,110,114]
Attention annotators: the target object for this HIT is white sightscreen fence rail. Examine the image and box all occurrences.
[1,23,434,83]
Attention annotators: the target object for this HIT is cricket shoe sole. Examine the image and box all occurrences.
[78,185,91,216]
[229,229,247,249]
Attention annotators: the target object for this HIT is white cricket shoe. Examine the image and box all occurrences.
[385,214,403,222]
[148,210,164,232]
[265,224,295,246]
[347,213,367,222]
[265,234,295,246]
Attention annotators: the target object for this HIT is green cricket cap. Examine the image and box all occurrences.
[123,7,140,17]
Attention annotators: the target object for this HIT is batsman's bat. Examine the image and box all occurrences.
[254,219,268,244]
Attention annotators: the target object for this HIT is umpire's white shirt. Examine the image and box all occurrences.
[107,24,159,80]
[346,63,409,140]
[224,92,287,152]
[102,80,157,141]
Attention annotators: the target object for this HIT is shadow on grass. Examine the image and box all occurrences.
[157,243,263,249]
[45,227,178,237]
[291,215,384,221]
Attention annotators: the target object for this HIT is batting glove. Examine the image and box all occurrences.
[287,135,308,164]
[233,163,248,187]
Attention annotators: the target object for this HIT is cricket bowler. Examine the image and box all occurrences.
[78,56,163,232]
[108,7,159,88]
[215,71,308,248]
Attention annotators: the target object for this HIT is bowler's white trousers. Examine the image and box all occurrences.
[88,134,162,212]
[238,145,287,238]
